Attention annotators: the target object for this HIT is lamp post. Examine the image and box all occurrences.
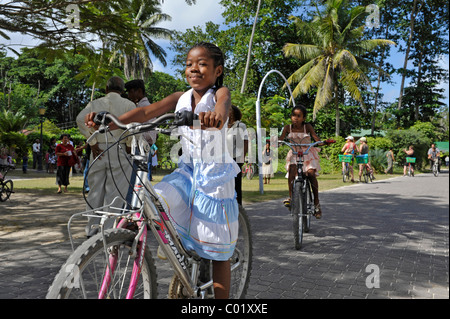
[256,70,296,194]
[37,106,46,172]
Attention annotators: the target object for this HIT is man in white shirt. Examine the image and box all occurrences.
[125,79,157,181]
[76,76,136,237]
[32,139,40,169]
[427,143,441,172]
[125,79,157,145]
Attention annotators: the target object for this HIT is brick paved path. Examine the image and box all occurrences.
[245,172,449,299]
[0,172,448,299]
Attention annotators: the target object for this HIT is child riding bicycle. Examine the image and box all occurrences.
[341,136,357,182]
[84,42,238,299]
[280,105,325,219]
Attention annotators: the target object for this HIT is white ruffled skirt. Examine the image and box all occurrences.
[154,161,239,261]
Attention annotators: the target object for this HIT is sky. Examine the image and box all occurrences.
[151,0,225,74]
[1,0,448,106]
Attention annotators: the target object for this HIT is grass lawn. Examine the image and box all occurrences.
[240,170,402,203]
[8,167,406,203]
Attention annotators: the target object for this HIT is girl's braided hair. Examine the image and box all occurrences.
[188,42,225,88]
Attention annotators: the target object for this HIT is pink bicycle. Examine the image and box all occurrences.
[46,112,252,299]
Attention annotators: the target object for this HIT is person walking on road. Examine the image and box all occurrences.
[32,139,40,170]
[55,134,74,194]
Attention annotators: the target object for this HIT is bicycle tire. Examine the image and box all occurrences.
[230,205,253,298]
[292,180,304,250]
[304,180,312,233]
[343,165,349,183]
[363,166,369,183]
[46,228,158,299]
[433,163,439,177]
[0,180,13,202]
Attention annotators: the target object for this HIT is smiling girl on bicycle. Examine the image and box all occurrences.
[85,42,238,299]
[280,105,324,219]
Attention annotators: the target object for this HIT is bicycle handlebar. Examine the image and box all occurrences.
[88,111,198,144]
[279,139,335,155]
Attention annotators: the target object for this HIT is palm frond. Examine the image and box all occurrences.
[295,57,327,96]
[341,6,366,38]
[313,63,334,118]
[283,43,322,61]
[356,39,396,54]
[140,13,172,29]
[334,49,358,71]
[286,59,316,85]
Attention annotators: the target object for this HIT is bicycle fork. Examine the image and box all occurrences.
[98,212,148,299]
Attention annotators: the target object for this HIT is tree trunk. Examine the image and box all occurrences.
[240,0,262,94]
[334,85,340,137]
[371,70,382,135]
[398,0,421,111]
[414,49,423,121]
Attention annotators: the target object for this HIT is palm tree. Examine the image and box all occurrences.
[0,108,28,134]
[283,0,395,136]
[116,0,174,80]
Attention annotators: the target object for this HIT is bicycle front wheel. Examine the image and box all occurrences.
[291,180,304,250]
[229,205,253,298]
[46,228,158,299]
[433,163,439,177]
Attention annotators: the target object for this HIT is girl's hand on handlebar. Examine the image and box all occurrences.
[199,111,224,129]
[84,112,98,129]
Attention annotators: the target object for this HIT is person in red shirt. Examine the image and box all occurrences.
[55,134,75,193]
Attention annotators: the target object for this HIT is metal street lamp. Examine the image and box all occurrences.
[256,70,296,194]
[37,106,46,171]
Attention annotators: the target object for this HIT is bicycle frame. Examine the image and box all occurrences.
[65,114,247,299]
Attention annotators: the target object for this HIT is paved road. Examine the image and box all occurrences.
[0,172,448,299]
[245,171,449,299]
